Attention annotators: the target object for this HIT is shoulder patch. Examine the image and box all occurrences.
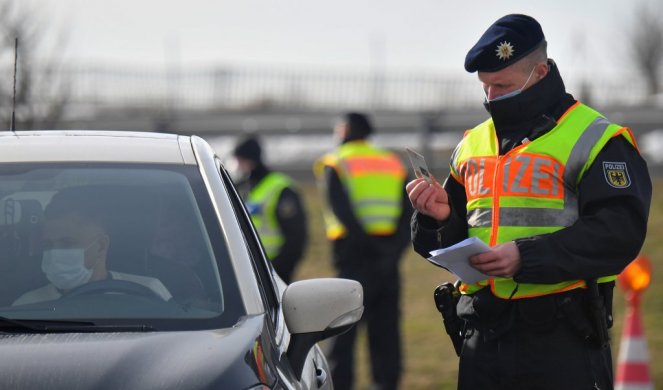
[277,196,298,219]
[603,161,631,188]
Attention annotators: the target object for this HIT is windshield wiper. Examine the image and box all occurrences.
[0,317,156,333]
[59,324,158,332]
[0,316,94,332]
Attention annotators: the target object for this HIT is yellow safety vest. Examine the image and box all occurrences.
[450,102,638,299]
[314,140,407,240]
[247,172,294,259]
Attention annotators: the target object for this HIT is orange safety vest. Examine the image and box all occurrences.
[450,102,638,299]
[314,140,406,240]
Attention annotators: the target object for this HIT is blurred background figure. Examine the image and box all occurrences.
[232,136,308,284]
[313,112,412,390]
[147,194,207,303]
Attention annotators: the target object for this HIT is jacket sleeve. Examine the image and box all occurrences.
[514,136,652,284]
[411,174,470,258]
[271,187,308,283]
[387,175,416,253]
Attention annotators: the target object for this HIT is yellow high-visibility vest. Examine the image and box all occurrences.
[247,172,294,259]
[314,140,406,240]
[450,102,638,299]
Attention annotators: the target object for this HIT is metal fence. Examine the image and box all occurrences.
[5,64,655,115]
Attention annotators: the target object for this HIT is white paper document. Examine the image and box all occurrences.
[427,237,492,284]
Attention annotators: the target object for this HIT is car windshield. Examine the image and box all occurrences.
[0,163,244,331]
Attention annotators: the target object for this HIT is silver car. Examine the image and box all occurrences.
[0,131,363,389]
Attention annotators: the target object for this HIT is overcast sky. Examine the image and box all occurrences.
[23,0,659,79]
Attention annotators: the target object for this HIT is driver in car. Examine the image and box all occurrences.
[13,187,172,306]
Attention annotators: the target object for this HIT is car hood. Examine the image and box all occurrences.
[0,315,274,390]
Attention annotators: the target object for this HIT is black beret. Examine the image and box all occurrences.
[464,14,545,73]
[233,136,262,162]
[342,112,373,139]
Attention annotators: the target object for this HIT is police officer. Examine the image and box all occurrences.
[233,136,308,284]
[314,112,412,390]
[407,14,651,390]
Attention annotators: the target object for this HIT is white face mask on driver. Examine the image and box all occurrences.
[41,239,98,291]
[485,66,537,103]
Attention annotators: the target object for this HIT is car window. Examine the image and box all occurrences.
[0,163,244,330]
[217,161,279,319]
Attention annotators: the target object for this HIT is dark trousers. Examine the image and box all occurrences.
[328,238,403,390]
[456,290,614,390]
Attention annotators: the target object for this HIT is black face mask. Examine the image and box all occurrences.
[483,99,491,113]
[482,62,559,124]
[483,82,532,114]
[481,72,549,126]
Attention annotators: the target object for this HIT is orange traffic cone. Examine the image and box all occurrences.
[615,255,654,390]
[614,296,653,390]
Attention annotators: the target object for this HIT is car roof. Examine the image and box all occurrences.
[0,130,198,164]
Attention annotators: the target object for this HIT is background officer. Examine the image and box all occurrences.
[407,14,652,390]
[314,112,412,390]
[233,136,308,283]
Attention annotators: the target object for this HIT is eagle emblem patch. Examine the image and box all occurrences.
[603,161,631,188]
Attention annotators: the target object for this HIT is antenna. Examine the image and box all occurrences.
[10,37,18,132]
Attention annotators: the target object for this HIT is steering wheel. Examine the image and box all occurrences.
[63,279,164,301]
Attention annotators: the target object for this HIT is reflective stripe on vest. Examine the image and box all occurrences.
[313,140,406,240]
[247,172,293,259]
[451,102,637,299]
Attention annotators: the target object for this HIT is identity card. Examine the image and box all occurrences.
[406,147,433,183]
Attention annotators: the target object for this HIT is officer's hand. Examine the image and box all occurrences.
[469,241,522,278]
[406,177,450,221]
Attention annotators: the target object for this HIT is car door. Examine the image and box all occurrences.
[216,159,318,389]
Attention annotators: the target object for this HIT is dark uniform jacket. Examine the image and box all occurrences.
[412,61,652,286]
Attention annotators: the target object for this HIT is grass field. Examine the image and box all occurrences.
[292,179,663,389]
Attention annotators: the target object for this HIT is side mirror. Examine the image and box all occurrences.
[282,278,363,379]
